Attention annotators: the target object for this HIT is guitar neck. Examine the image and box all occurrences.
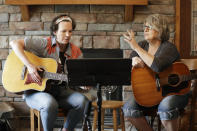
[44,72,68,82]
[181,74,197,82]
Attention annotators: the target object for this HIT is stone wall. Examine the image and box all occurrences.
[0,0,176,116]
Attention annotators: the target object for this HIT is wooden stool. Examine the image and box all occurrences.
[92,100,125,131]
[30,108,67,131]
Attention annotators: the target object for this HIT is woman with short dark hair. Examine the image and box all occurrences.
[10,14,88,131]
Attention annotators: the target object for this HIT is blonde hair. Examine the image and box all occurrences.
[145,14,170,42]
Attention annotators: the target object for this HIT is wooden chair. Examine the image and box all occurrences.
[92,100,125,131]
[179,59,197,131]
[30,90,95,131]
[30,108,67,131]
[135,59,197,131]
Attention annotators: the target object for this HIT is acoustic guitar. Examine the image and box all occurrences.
[2,51,68,93]
[131,62,195,107]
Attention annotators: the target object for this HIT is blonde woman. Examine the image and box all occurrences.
[123,14,189,131]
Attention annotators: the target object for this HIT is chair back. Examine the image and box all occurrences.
[180,59,197,131]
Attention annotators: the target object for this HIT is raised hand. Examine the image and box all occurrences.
[123,29,138,51]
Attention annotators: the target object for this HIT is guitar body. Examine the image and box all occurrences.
[131,62,191,107]
[2,51,57,93]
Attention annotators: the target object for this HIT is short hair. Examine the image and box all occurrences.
[144,14,170,42]
[50,14,76,36]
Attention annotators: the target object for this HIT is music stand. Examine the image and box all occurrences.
[66,58,132,131]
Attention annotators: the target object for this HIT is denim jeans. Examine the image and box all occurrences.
[123,92,190,120]
[24,86,89,131]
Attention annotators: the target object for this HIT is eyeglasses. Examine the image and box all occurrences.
[143,25,153,31]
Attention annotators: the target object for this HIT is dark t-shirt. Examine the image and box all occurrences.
[130,40,180,72]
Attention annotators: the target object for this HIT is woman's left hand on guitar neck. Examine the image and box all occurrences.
[132,57,145,68]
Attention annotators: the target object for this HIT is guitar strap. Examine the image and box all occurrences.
[21,66,27,80]
[46,37,58,55]
[155,74,161,91]
[59,52,66,73]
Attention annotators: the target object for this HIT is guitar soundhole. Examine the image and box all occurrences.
[168,74,179,85]
[38,68,45,78]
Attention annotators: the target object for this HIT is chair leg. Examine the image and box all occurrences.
[93,109,98,131]
[31,109,42,131]
[64,117,66,123]
[113,109,118,131]
[37,111,41,131]
[120,109,125,131]
[150,116,155,128]
[179,112,190,131]
[158,117,161,131]
[31,108,67,131]
[30,109,35,131]
[101,109,105,130]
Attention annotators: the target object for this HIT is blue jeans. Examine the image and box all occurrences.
[123,92,190,120]
[24,86,89,131]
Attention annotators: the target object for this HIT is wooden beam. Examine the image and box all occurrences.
[5,0,148,5]
[177,0,192,58]
[20,5,29,21]
[51,0,148,5]
[5,0,148,22]
[175,0,180,52]
[184,0,191,58]
[125,5,133,22]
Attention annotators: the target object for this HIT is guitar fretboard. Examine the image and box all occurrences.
[181,74,197,82]
[44,72,68,82]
